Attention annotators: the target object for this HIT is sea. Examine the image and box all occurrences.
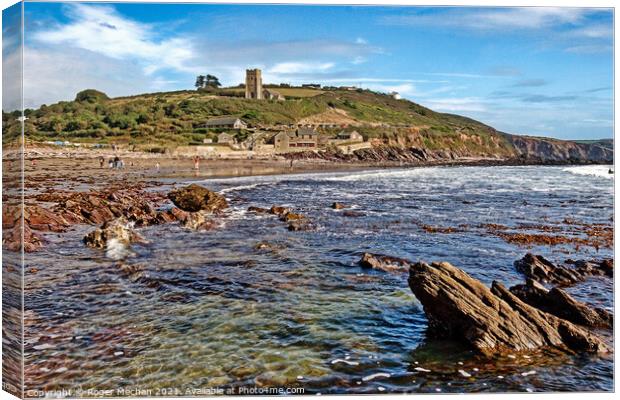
[23,164,614,394]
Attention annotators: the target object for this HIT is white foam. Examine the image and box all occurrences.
[106,238,131,260]
[362,372,391,381]
[562,165,613,180]
[331,358,359,366]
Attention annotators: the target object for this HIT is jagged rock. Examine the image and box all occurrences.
[408,260,608,356]
[515,253,612,285]
[510,279,612,329]
[167,184,228,213]
[280,212,305,222]
[332,202,347,209]
[287,220,311,231]
[571,259,613,278]
[182,212,217,231]
[269,206,291,216]
[248,206,270,214]
[3,224,44,252]
[342,210,365,217]
[359,253,409,273]
[83,217,144,249]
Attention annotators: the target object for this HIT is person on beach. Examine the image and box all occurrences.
[193,156,200,171]
[113,156,121,169]
[108,159,114,169]
[99,156,105,168]
[155,162,160,173]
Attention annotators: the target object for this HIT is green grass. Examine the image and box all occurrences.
[2,87,517,157]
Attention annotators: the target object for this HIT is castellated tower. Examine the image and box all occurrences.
[245,69,263,99]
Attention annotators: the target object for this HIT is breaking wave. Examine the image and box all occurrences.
[562,165,614,180]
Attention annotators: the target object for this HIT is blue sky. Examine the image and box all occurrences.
[5,2,614,139]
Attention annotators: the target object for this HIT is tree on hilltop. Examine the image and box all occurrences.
[205,74,221,88]
[195,75,206,89]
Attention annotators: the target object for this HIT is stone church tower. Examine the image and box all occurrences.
[245,69,263,99]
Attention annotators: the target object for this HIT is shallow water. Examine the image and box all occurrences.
[23,165,613,395]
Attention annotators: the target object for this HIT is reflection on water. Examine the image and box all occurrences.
[24,166,613,394]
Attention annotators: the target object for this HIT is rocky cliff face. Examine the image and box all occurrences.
[505,134,613,164]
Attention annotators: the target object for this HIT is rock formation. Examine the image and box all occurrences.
[83,217,144,249]
[408,260,609,356]
[515,253,613,285]
[510,279,612,328]
[167,184,228,213]
[359,253,410,273]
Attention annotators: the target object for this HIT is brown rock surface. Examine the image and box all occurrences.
[515,253,613,285]
[510,279,613,329]
[408,260,608,356]
[359,253,410,273]
[167,184,228,213]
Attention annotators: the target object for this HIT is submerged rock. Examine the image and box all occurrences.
[280,212,305,222]
[359,253,409,273]
[248,206,270,214]
[167,184,228,213]
[331,202,347,210]
[181,212,217,231]
[515,253,613,285]
[288,220,311,231]
[408,260,608,356]
[509,279,613,329]
[83,217,144,249]
[269,205,291,216]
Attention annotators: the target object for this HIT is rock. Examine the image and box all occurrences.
[24,205,70,232]
[332,202,347,209]
[510,279,613,329]
[167,184,228,213]
[248,206,270,214]
[408,260,608,356]
[3,224,44,252]
[288,220,311,231]
[515,253,612,285]
[280,212,305,222]
[342,210,365,217]
[83,217,144,249]
[182,212,217,231]
[359,253,409,273]
[269,206,291,216]
[571,259,613,278]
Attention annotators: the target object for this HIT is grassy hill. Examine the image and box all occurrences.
[2,86,516,156]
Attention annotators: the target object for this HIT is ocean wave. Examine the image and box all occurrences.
[562,165,614,180]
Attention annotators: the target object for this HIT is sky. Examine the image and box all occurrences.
[2,2,614,139]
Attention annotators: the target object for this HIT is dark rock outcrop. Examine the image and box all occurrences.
[332,202,347,209]
[510,279,613,328]
[515,253,613,285]
[248,206,270,214]
[181,211,217,231]
[359,253,410,273]
[167,184,228,213]
[269,206,291,216]
[408,260,608,356]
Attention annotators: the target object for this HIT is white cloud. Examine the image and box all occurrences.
[423,97,487,113]
[269,62,335,74]
[33,4,198,75]
[383,7,591,31]
[21,46,165,109]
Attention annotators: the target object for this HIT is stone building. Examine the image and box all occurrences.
[217,132,236,144]
[336,130,364,142]
[245,69,263,99]
[205,117,247,130]
[273,127,318,152]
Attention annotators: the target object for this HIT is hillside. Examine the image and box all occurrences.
[2,87,612,163]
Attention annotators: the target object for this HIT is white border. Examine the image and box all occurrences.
[0,1,616,400]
